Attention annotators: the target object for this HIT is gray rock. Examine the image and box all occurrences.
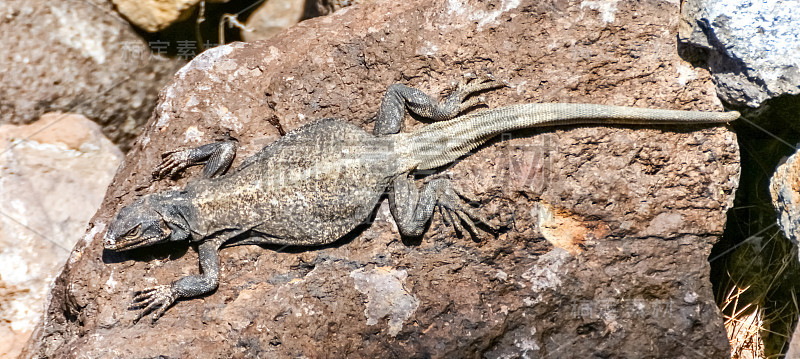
[23,0,739,357]
[0,113,123,359]
[679,0,800,107]
[0,0,185,150]
[770,151,800,257]
[769,150,800,359]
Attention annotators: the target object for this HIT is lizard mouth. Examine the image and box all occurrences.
[103,227,172,251]
[104,235,155,251]
[105,235,165,251]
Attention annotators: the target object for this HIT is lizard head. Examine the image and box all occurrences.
[103,195,173,251]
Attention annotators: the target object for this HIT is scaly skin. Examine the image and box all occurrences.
[104,77,738,322]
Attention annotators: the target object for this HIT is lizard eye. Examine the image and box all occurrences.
[125,225,142,239]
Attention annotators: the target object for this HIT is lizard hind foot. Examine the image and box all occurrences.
[447,75,506,113]
[436,182,497,238]
[129,284,179,323]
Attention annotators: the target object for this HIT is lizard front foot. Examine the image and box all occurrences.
[129,284,179,323]
[153,140,237,179]
[154,150,195,178]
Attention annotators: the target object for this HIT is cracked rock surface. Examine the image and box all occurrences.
[23,0,739,357]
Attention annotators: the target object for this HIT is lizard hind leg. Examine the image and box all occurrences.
[154,139,237,179]
[389,175,496,238]
[373,76,504,136]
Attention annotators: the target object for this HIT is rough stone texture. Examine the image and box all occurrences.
[0,0,185,151]
[110,0,228,32]
[769,145,800,358]
[770,151,800,258]
[0,113,123,359]
[23,0,740,357]
[679,0,800,107]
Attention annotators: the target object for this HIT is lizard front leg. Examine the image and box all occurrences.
[154,139,237,179]
[129,236,225,323]
[389,175,496,237]
[374,76,504,135]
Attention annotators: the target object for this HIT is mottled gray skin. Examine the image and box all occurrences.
[103,78,739,322]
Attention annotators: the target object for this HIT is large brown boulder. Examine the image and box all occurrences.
[22,0,739,357]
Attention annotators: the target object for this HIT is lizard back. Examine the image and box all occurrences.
[185,119,405,246]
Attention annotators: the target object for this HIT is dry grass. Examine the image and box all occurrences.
[722,285,765,359]
[718,229,799,358]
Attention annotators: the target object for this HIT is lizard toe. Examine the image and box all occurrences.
[154,151,193,178]
[436,186,494,237]
[129,285,177,323]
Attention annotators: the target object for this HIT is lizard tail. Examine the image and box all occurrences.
[403,103,739,170]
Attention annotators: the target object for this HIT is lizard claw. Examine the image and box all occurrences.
[436,183,497,237]
[449,75,506,113]
[129,285,178,323]
[153,150,193,178]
